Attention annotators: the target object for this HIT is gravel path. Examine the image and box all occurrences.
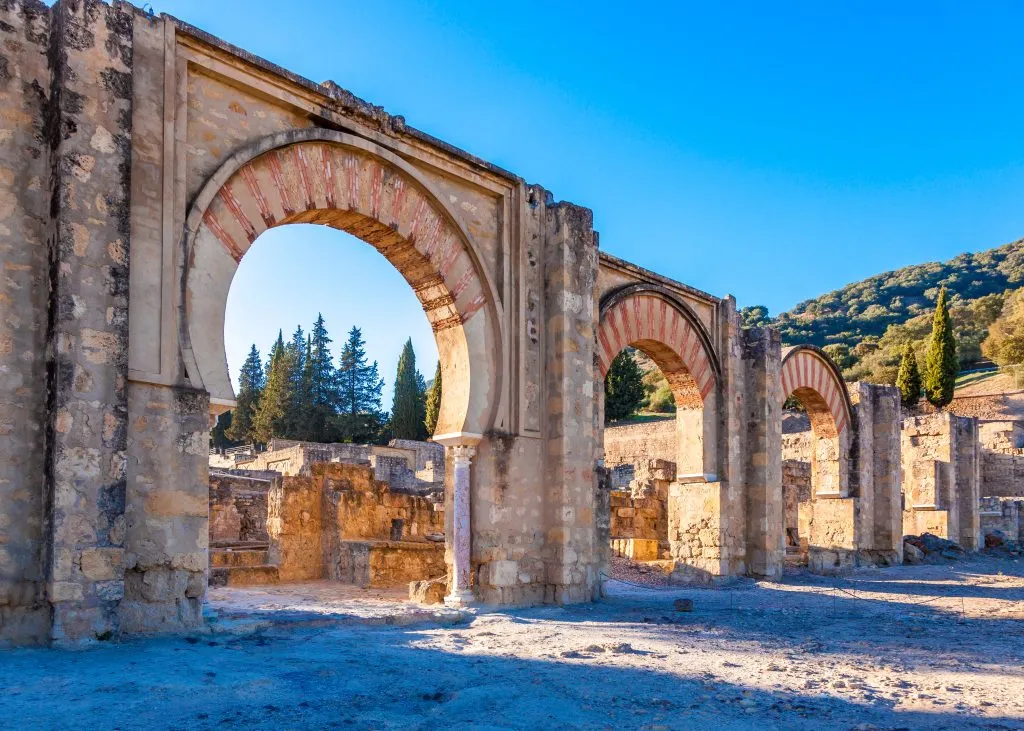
[2,555,1023,730]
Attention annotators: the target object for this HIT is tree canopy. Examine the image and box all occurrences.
[604,350,646,423]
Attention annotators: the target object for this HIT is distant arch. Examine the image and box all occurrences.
[597,285,720,480]
[780,345,853,497]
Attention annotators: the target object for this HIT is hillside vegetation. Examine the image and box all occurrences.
[740,237,1024,384]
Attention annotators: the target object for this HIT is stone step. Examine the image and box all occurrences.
[210,549,270,568]
[209,565,280,588]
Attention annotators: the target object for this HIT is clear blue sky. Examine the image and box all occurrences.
[162,1,1024,393]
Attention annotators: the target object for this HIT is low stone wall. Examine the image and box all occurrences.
[209,471,277,545]
[237,439,445,492]
[979,497,1024,542]
[331,540,445,588]
[267,462,446,586]
[603,419,675,466]
[981,452,1024,497]
[608,491,667,559]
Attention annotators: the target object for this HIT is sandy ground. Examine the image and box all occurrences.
[2,555,1024,730]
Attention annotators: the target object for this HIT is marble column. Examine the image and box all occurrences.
[445,443,476,607]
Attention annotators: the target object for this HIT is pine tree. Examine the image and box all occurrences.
[895,342,922,408]
[336,326,384,443]
[283,325,308,439]
[924,287,958,408]
[226,344,264,443]
[305,314,339,442]
[424,360,442,437]
[252,331,293,443]
[390,338,427,440]
[604,350,646,423]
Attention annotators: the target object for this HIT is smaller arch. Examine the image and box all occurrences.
[781,345,853,500]
[598,285,720,404]
[597,285,720,481]
[780,345,853,436]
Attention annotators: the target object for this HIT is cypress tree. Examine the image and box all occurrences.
[415,368,428,436]
[924,287,958,408]
[895,342,922,408]
[226,344,264,443]
[336,326,384,443]
[424,360,442,437]
[252,331,293,443]
[604,350,646,423]
[390,338,427,440]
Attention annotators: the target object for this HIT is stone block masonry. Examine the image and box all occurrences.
[0,0,942,645]
[267,462,446,589]
[979,497,1023,543]
[902,413,981,550]
[44,0,135,645]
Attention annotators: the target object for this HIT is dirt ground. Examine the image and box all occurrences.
[2,555,1023,730]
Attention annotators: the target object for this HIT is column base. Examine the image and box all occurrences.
[444,589,475,608]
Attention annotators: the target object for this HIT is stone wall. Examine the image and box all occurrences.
[603,419,676,467]
[209,472,274,545]
[238,439,444,492]
[902,413,981,550]
[783,460,811,547]
[979,497,1023,543]
[0,0,51,647]
[268,462,445,588]
[981,453,1024,497]
[977,421,1024,497]
[122,384,209,635]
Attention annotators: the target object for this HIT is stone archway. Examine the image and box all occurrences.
[596,285,724,580]
[180,129,504,440]
[181,129,506,606]
[780,345,852,497]
[780,345,856,573]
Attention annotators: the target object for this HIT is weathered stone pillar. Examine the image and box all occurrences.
[542,200,600,604]
[715,296,749,577]
[742,327,784,579]
[43,0,135,643]
[850,382,902,564]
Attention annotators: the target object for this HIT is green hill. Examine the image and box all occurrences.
[741,237,1024,383]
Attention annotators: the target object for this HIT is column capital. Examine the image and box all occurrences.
[432,432,483,449]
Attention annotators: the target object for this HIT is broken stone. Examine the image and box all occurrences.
[409,576,446,605]
[903,542,924,564]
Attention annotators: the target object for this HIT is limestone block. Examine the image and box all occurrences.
[47,582,83,603]
[79,548,124,581]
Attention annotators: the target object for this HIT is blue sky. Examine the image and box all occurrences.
[163,0,1024,394]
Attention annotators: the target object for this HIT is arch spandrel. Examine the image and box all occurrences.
[181,130,505,437]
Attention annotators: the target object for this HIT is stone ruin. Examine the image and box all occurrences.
[208,440,446,594]
[4,1,1024,645]
[212,438,445,490]
[604,396,1024,579]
